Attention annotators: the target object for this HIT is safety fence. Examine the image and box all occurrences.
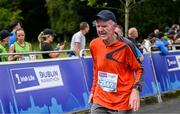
[0,50,179,113]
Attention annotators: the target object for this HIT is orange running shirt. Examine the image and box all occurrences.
[90,37,143,110]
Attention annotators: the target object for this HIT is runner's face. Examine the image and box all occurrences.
[96,19,116,41]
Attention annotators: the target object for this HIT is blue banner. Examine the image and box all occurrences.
[80,57,93,92]
[80,55,158,98]
[0,59,90,114]
[152,51,180,93]
[140,54,158,97]
[0,51,179,113]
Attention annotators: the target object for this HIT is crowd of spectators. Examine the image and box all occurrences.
[0,20,180,62]
[139,24,180,55]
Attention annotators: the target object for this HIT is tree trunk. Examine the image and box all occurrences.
[125,0,129,37]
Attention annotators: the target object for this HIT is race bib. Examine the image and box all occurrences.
[18,55,36,61]
[98,71,118,92]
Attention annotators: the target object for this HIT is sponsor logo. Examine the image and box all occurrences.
[166,56,180,71]
[10,65,63,93]
[99,71,107,77]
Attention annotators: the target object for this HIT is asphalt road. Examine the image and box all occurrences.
[137,98,180,114]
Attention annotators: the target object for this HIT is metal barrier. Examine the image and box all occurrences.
[149,48,163,103]
[168,44,180,50]
[80,49,90,57]
[0,50,76,63]
[0,50,74,56]
[0,48,179,113]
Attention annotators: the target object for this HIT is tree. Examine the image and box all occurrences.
[120,0,146,37]
[129,0,180,39]
[85,0,145,37]
[46,0,81,41]
[0,0,23,29]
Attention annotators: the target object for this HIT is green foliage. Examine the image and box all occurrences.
[0,0,23,29]
[129,0,180,39]
[46,0,81,35]
[87,0,96,7]
[0,8,22,29]
[84,0,180,41]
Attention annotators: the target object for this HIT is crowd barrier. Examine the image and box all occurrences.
[0,50,179,113]
[0,58,90,114]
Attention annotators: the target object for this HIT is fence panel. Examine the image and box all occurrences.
[152,51,180,93]
[0,58,90,114]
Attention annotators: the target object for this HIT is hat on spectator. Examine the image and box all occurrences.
[0,30,12,41]
[95,10,117,22]
[147,33,156,39]
[43,28,56,37]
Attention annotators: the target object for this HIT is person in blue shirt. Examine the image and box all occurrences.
[128,27,144,62]
[157,32,169,46]
[8,21,21,47]
[154,38,168,55]
[143,33,168,55]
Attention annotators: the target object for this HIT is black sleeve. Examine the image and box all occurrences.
[117,36,138,58]
[117,36,144,91]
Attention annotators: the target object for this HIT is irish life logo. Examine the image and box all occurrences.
[166,56,180,71]
[10,65,64,93]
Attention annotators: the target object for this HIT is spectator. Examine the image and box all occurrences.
[39,28,65,59]
[142,33,156,53]
[154,29,160,37]
[128,27,144,62]
[174,32,180,50]
[167,29,176,45]
[171,24,180,33]
[0,30,11,62]
[89,9,143,113]
[175,32,180,44]
[8,28,32,61]
[157,32,169,46]
[115,26,144,62]
[114,25,123,36]
[164,26,170,35]
[115,26,138,61]
[8,21,21,47]
[69,22,89,57]
[143,33,168,55]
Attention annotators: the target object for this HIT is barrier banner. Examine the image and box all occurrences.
[0,59,90,114]
[0,65,14,113]
[80,57,93,91]
[81,55,158,98]
[140,54,158,97]
[152,51,180,93]
[0,51,179,113]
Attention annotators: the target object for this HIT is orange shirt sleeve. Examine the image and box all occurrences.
[125,46,144,87]
[89,41,98,95]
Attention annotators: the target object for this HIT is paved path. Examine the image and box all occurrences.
[137,98,180,113]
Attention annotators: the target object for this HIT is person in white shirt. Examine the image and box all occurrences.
[69,22,89,57]
[142,33,156,53]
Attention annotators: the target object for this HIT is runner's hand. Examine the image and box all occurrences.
[129,88,140,111]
